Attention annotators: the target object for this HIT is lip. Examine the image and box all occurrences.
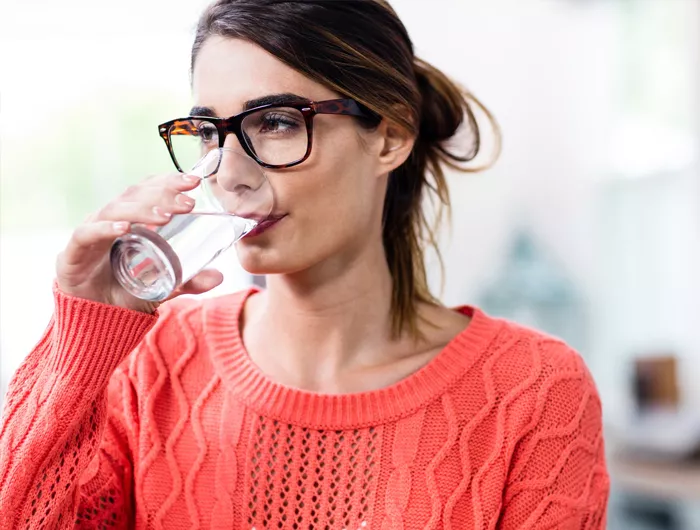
[245,214,286,238]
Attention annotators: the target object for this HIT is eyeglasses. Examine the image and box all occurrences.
[158,98,380,175]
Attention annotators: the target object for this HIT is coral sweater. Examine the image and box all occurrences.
[0,287,609,530]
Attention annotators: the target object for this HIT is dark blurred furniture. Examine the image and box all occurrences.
[608,455,700,530]
[612,457,700,502]
[607,356,700,529]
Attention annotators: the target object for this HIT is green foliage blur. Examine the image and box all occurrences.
[0,88,188,232]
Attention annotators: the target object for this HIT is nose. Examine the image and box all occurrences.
[214,136,262,193]
[211,141,274,219]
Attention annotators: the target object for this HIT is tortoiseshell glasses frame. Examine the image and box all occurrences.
[158,98,381,171]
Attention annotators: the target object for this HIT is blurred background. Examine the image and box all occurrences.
[1,0,699,527]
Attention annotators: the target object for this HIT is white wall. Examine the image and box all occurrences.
[392,0,616,305]
[392,0,700,424]
[391,1,614,341]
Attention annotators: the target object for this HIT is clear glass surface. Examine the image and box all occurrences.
[110,148,273,301]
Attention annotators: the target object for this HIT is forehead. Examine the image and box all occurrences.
[191,37,338,117]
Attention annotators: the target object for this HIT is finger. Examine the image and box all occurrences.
[82,211,98,224]
[97,201,177,225]
[168,172,202,192]
[62,221,130,265]
[172,269,224,297]
[139,172,201,194]
[104,185,198,221]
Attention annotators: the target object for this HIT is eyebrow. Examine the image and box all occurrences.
[189,92,309,118]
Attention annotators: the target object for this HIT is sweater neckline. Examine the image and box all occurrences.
[205,288,502,429]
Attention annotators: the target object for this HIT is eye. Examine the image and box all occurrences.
[258,112,301,134]
[197,123,218,143]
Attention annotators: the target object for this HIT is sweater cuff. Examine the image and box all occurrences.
[47,284,159,389]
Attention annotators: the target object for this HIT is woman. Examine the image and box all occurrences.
[0,1,609,528]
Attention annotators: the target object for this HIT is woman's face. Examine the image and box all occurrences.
[192,37,409,277]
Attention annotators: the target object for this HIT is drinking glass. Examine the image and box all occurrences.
[110,148,273,302]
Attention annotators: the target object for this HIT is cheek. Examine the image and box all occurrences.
[292,142,377,228]
[278,123,378,219]
[302,184,370,246]
[235,125,383,273]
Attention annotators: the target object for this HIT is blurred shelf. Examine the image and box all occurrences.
[611,457,700,501]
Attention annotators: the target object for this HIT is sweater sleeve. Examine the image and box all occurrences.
[498,341,610,530]
[0,287,157,530]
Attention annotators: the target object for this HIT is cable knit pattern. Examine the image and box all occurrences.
[0,287,609,529]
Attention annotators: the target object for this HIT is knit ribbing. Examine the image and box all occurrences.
[205,289,502,430]
[49,284,158,390]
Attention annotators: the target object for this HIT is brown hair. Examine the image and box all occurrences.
[192,0,500,338]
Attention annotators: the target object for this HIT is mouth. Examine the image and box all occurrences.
[244,214,287,238]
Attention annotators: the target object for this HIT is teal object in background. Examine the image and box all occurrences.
[478,230,587,354]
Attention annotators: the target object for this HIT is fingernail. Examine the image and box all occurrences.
[113,222,130,233]
[182,173,199,183]
[153,206,172,218]
[176,194,195,207]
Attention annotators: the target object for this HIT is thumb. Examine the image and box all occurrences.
[173,269,224,297]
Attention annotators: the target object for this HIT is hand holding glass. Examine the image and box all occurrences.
[111,148,273,302]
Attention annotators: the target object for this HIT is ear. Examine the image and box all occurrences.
[375,118,415,175]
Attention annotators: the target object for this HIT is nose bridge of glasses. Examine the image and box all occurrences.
[221,131,247,155]
[222,114,260,158]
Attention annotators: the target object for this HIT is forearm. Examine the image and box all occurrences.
[0,288,156,529]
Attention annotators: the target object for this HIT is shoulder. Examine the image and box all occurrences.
[467,308,594,381]
[453,308,602,432]
[477,316,610,524]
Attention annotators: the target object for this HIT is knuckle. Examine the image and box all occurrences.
[71,225,88,243]
[98,200,118,217]
[123,184,140,198]
[83,211,98,223]
[145,174,169,187]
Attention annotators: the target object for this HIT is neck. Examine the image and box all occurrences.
[245,240,400,382]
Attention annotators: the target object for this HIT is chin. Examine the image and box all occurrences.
[234,244,309,276]
[234,220,347,277]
